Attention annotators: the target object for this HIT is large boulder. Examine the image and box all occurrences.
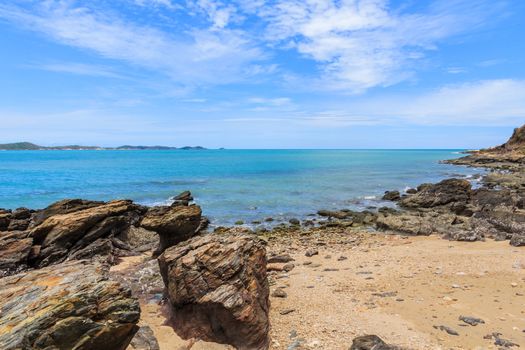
[399,178,472,210]
[141,204,203,255]
[158,233,270,350]
[29,200,145,268]
[0,260,140,350]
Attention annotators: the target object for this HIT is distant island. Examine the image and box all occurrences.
[0,142,207,151]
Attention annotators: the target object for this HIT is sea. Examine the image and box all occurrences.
[0,149,483,226]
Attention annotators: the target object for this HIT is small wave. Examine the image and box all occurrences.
[363,195,377,200]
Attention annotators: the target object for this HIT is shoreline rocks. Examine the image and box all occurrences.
[0,260,140,350]
[158,232,270,350]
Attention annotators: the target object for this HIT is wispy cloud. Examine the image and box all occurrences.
[33,62,123,78]
[0,0,506,93]
[257,0,505,92]
[0,1,265,87]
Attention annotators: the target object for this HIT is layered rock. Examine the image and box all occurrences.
[29,200,146,268]
[0,260,140,350]
[158,233,270,350]
[141,204,203,255]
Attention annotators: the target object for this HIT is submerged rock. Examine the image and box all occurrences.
[0,260,140,350]
[158,232,270,350]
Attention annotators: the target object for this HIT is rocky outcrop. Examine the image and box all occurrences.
[141,204,203,255]
[0,260,140,350]
[158,233,270,350]
[0,231,33,276]
[29,200,146,268]
[382,190,401,201]
[399,179,472,211]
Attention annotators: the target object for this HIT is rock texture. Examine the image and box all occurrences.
[29,200,145,268]
[141,204,203,255]
[158,233,270,350]
[0,260,140,350]
[350,335,404,350]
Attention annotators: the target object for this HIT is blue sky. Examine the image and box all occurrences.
[0,0,524,148]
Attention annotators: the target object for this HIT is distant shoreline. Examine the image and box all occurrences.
[0,142,207,151]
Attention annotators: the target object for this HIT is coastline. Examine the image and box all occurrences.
[1,127,525,349]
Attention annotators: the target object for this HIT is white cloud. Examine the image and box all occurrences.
[258,0,504,92]
[0,1,264,87]
[0,0,509,94]
[34,62,123,78]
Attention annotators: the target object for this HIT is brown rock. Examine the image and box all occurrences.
[0,233,32,276]
[158,233,270,350]
[30,200,144,268]
[0,260,140,350]
[350,335,403,350]
[141,204,203,255]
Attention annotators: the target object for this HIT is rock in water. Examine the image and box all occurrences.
[141,204,203,255]
[0,260,140,350]
[350,335,403,350]
[399,178,472,209]
[158,233,270,350]
[382,191,401,201]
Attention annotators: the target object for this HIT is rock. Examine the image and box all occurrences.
[30,200,144,268]
[279,309,295,315]
[406,188,417,194]
[235,220,244,225]
[272,288,287,298]
[305,248,319,257]
[30,199,106,228]
[158,233,270,350]
[349,335,402,350]
[382,191,401,201]
[317,210,350,219]
[510,233,525,246]
[283,263,295,272]
[288,218,300,225]
[0,232,32,276]
[129,326,160,350]
[141,204,203,255]
[268,254,294,264]
[459,316,485,326]
[0,260,140,350]
[400,179,472,209]
[173,190,193,202]
[12,207,32,220]
[433,325,459,336]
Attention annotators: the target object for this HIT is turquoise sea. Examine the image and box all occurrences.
[0,150,481,225]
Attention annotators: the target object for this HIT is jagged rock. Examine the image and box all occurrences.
[0,260,140,350]
[141,204,203,255]
[0,212,10,231]
[158,233,270,350]
[29,200,145,268]
[400,179,472,209]
[0,232,32,276]
[30,199,107,228]
[350,335,403,350]
[382,191,401,201]
[129,326,160,350]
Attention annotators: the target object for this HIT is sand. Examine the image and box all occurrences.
[267,233,525,349]
[116,232,524,349]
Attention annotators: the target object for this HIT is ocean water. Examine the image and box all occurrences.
[0,149,482,225]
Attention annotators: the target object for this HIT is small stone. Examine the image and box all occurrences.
[305,248,319,257]
[511,282,518,287]
[280,309,295,315]
[272,288,287,298]
[337,256,348,261]
[433,325,459,336]
[459,316,485,326]
[283,263,295,272]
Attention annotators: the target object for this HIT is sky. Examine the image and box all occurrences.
[0,0,524,149]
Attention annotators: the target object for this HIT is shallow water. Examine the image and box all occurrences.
[0,149,482,225]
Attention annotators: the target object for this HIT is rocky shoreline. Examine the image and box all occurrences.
[1,126,525,349]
